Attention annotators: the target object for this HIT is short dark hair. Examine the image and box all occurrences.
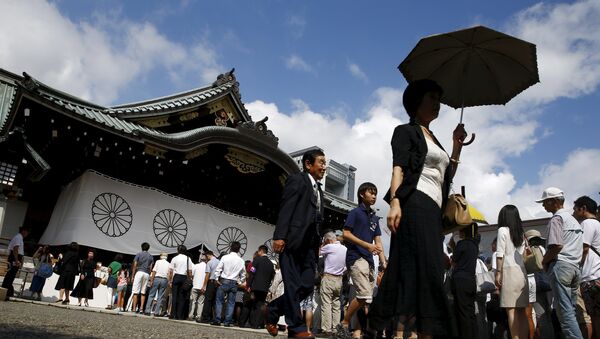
[301,148,325,172]
[574,196,598,214]
[230,241,241,253]
[87,248,96,257]
[357,182,377,203]
[204,250,214,256]
[69,242,79,252]
[402,79,443,121]
[141,242,150,251]
[177,245,187,254]
[114,254,123,262]
[19,226,30,233]
[258,245,269,254]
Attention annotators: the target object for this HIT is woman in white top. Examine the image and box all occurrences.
[495,205,529,339]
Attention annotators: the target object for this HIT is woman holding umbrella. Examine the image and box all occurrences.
[369,79,466,338]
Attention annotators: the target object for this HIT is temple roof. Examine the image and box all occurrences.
[0,67,298,174]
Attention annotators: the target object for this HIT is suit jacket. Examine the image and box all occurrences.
[273,172,322,252]
[384,122,452,210]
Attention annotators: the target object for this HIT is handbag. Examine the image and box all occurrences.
[475,260,496,294]
[442,194,473,234]
[181,255,193,292]
[523,237,543,273]
[37,262,53,279]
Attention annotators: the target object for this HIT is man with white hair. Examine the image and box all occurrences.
[319,231,347,337]
[144,252,170,316]
[538,187,584,339]
[189,252,207,320]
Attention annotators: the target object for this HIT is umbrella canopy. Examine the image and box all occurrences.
[399,25,539,109]
[468,204,488,225]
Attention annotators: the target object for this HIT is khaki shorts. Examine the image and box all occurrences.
[349,258,375,302]
[576,287,592,324]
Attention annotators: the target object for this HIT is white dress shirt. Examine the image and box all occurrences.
[214,252,246,283]
[170,254,193,275]
[152,258,170,278]
[192,262,207,289]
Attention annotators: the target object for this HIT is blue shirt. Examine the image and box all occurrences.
[344,203,381,268]
[133,251,154,274]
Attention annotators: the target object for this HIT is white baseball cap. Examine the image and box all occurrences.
[535,187,564,203]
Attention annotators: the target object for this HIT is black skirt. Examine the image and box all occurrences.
[71,275,94,299]
[55,271,77,291]
[369,190,450,336]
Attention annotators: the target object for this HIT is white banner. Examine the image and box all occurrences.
[40,170,275,259]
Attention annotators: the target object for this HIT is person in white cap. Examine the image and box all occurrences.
[537,187,584,339]
[573,196,600,337]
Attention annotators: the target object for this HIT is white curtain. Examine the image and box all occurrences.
[40,170,275,259]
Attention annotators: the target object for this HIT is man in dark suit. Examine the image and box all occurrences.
[266,148,326,339]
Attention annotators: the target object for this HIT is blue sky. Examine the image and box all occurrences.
[1,0,600,226]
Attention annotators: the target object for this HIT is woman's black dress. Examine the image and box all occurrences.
[71,259,96,299]
[55,251,80,291]
[369,123,452,336]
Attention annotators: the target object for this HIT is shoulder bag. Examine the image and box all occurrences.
[523,237,544,273]
[37,255,54,279]
[181,256,194,292]
[475,259,496,294]
[442,194,473,234]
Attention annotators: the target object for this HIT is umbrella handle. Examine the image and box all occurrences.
[461,133,476,146]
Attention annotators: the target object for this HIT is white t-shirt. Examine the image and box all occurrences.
[170,254,193,275]
[581,218,600,282]
[152,259,170,278]
[192,262,207,289]
[8,233,24,256]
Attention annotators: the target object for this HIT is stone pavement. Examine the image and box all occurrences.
[0,298,286,338]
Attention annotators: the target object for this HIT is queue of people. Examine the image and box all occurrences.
[3,79,600,339]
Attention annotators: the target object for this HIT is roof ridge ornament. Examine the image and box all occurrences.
[236,117,279,147]
[212,68,236,87]
[21,72,40,91]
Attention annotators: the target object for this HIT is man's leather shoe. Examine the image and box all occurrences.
[266,323,279,337]
[288,331,315,338]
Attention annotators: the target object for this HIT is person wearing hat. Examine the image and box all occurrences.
[537,187,584,339]
[574,196,600,337]
[525,230,554,339]
[144,252,170,316]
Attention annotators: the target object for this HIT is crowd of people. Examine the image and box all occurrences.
[2,78,600,339]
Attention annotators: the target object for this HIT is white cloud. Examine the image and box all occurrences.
[287,15,306,39]
[505,0,600,105]
[0,0,224,104]
[347,61,368,83]
[285,54,313,73]
[250,0,600,247]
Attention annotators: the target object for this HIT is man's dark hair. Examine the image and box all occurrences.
[301,148,325,172]
[574,196,598,214]
[19,226,30,233]
[177,245,187,254]
[402,79,443,121]
[69,242,79,252]
[230,241,241,253]
[114,254,123,262]
[204,250,214,256]
[258,245,269,254]
[141,242,150,251]
[357,182,377,203]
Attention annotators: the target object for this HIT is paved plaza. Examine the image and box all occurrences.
[0,299,284,338]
